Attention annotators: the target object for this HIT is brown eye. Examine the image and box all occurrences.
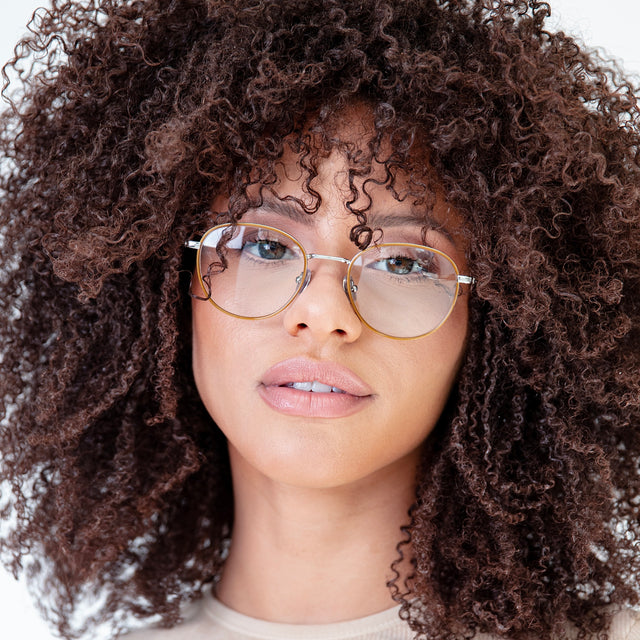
[370,255,427,276]
[383,256,416,275]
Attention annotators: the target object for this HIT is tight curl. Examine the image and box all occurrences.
[1,1,639,638]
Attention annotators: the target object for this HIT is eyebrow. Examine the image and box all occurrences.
[252,194,443,232]
[252,195,316,224]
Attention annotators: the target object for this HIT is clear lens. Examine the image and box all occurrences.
[197,224,306,318]
[347,244,459,338]
[195,224,462,338]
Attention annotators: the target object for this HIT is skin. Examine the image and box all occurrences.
[191,118,471,623]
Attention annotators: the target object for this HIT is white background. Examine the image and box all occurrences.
[1,1,639,638]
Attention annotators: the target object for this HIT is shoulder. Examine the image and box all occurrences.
[123,596,233,640]
[607,608,640,640]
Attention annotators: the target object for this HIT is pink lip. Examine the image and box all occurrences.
[259,357,374,418]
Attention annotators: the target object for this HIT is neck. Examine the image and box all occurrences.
[216,445,418,624]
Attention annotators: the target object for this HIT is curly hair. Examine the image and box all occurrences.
[1,0,639,638]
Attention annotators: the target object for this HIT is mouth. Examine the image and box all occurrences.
[261,357,372,397]
[259,358,373,417]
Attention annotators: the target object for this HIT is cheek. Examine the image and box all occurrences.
[191,303,219,417]
[435,299,470,385]
[191,302,240,423]
[393,299,469,412]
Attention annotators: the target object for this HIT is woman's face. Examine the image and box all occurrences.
[191,137,470,490]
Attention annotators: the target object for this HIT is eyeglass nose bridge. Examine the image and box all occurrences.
[294,253,358,300]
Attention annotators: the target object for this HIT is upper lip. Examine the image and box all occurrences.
[261,357,374,397]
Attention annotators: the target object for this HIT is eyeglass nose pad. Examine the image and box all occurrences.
[296,269,312,294]
[342,276,357,298]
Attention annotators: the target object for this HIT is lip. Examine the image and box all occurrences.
[259,357,374,418]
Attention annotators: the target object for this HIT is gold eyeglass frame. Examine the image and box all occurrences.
[186,222,475,340]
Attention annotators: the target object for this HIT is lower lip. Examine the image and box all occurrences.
[258,385,372,418]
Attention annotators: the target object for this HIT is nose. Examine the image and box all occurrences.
[282,261,363,342]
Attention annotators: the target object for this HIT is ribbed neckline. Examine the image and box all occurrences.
[202,595,406,640]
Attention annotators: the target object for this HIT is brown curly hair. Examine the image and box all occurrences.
[1,0,639,638]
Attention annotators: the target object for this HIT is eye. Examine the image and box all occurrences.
[240,229,300,261]
[374,256,422,275]
[369,253,437,277]
[245,239,290,260]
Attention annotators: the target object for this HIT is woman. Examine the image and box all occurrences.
[1,0,639,638]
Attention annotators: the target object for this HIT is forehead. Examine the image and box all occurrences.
[267,120,459,231]
[296,104,436,191]
[265,149,446,228]
[212,103,466,239]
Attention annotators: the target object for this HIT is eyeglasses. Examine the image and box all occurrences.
[186,223,475,339]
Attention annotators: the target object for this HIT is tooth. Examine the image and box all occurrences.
[286,381,347,393]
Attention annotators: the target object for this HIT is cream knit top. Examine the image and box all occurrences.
[125,592,640,640]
